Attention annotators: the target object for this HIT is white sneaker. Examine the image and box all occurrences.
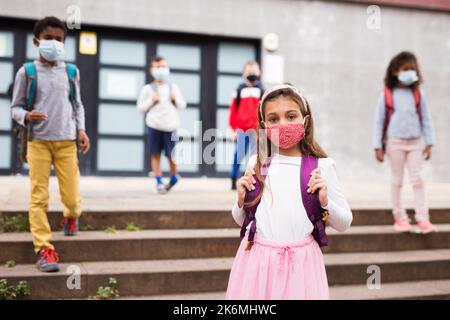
[156,183,167,194]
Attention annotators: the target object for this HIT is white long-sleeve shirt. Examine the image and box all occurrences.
[136,82,186,132]
[232,153,352,242]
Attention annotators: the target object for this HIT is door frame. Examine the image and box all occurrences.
[0,16,261,177]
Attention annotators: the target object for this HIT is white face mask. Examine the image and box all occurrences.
[37,39,65,62]
[153,67,170,82]
[397,70,418,86]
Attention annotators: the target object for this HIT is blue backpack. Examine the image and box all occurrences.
[18,62,78,162]
[23,61,77,112]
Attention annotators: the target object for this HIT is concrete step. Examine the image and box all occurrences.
[1,250,449,299]
[0,210,237,231]
[324,249,450,285]
[1,208,449,231]
[1,225,450,264]
[331,280,450,300]
[125,279,450,300]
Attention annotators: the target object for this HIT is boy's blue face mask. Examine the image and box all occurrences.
[153,67,170,82]
[397,70,418,86]
[37,39,65,62]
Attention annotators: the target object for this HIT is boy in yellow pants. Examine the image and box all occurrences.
[10,17,90,272]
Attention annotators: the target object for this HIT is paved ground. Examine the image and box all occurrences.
[1,175,449,211]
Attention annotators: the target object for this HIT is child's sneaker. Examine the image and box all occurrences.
[61,217,79,236]
[165,175,180,192]
[393,218,412,232]
[415,220,438,234]
[155,176,167,194]
[36,247,60,272]
[157,183,167,194]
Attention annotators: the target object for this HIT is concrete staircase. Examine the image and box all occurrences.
[0,209,449,299]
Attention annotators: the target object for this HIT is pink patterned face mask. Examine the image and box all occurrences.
[265,122,306,149]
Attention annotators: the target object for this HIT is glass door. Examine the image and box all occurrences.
[0,31,14,174]
[79,30,260,177]
[214,42,257,176]
[95,38,147,174]
[156,43,202,175]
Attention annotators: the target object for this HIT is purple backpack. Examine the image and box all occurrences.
[240,155,329,250]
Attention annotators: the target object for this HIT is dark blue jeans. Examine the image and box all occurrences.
[230,129,257,179]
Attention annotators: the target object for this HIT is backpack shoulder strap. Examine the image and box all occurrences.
[300,155,320,223]
[384,86,394,111]
[168,82,176,104]
[300,155,328,247]
[150,81,172,92]
[259,85,265,100]
[412,87,422,125]
[149,82,173,97]
[66,62,77,79]
[23,62,37,111]
[240,176,260,248]
[381,87,394,150]
[66,63,77,113]
[235,87,243,108]
[243,165,268,208]
[234,83,247,108]
[240,159,271,249]
[150,82,158,93]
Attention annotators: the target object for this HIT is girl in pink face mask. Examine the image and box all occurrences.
[258,85,329,203]
[263,97,307,152]
[226,84,353,300]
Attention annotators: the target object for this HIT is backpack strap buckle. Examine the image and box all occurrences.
[322,210,329,225]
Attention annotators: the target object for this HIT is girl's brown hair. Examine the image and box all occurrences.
[384,51,423,89]
[244,86,327,207]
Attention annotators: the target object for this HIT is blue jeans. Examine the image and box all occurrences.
[230,130,257,179]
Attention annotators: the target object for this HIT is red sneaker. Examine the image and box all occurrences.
[36,247,60,272]
[61,217,79,236]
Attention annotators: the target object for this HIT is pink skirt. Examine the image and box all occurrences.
[225,234,329,300]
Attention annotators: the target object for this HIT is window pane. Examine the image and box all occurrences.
[216,108,232,139]
[0,31,14,57]
[160,139,199,172]
[217,75,241,106]
[99,103,144,135]
[0,136,11,168]
[26,34,76,62]
[218,42,256,73]
[214,140,236,172]
[0,62,13,94]
[177,107,200,138]
[100,39,146,67]
[157,43,200,70]
[99,68,145,101]
[97,139,144,171]
[0,99,12,130]
[170,73,200,105]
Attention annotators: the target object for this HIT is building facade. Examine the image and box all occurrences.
[0,0,449,182]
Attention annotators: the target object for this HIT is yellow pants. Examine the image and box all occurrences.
[27,140,82,254]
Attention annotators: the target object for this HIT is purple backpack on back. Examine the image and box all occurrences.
[240,155,329,250]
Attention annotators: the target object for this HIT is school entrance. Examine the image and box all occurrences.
[0,17,260,177]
